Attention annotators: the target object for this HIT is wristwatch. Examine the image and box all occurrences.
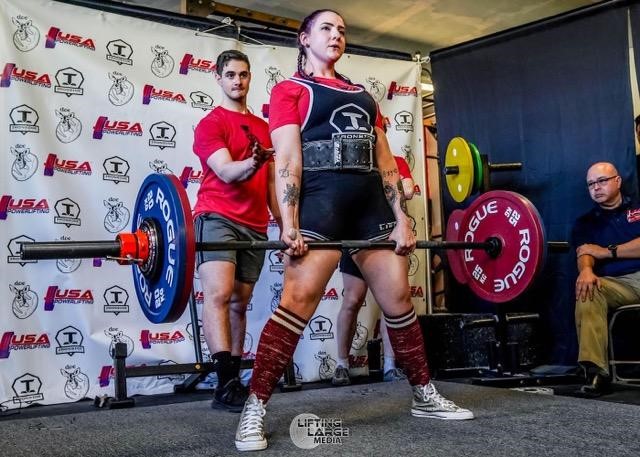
[608,244,618,259]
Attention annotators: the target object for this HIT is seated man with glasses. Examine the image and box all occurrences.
[572,162,640,396]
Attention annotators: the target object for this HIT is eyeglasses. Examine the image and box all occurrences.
[586,175,618,189]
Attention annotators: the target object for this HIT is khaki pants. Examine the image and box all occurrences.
[575,271,640,374]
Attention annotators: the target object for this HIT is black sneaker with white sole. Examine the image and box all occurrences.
[212,378,249,413]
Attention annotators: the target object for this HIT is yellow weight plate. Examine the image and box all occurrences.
[445,137,474,203]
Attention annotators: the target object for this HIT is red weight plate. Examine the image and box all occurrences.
[446,209,468,285]
[459,191,545,303]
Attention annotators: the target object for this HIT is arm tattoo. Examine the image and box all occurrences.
[397,181,408,214]
[384,182,397,205]
[282,183,300,207]
[278,162,290,178]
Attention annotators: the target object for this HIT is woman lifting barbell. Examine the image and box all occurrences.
[234,8,473,453]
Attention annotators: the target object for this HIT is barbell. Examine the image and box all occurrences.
[19,173,568,323]
[444,136,523,203]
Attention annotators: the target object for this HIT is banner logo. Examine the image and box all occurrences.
[352,322,368,350]
[54,67,84,97]
[365,76,386,102]
[45,286,94,310]
[54,198,81,227]
[270,282,283,312]
[387,81,418,99]
[140,330,185,349]
[150,45,174,78]
[7,235,37,266]
[93,116,143,139]
[44,153,91,177]
[243,332,254,357]
[401,144,414,171]
[1,63,51,88]
[157,360,186,382]
[148,159,173,174]
[0,332,50,359]
[103,285,130,315]
[314,351,337,380]
[179,167,203,188]
[265,66,285,94]
[10,144,38,181]
[55,327,85,356]
[53,107,83,143]
[11,373,45,405]
[190,91,214,110]
[108,71,135,106]
[10,281,38,319]
[9,104,40,134]
[103,156,131,184]
[408,253,419,276]
[142,84,186,105]
[46,27,95,50]
[309,316,335,341]
[148,121,176,149]
[60,366,90,400]
[12,16,40,52]
[105,328,134,357]
[394,111,414,132]
[179,53,216,74]
[103,197,130,233]
[0,195,49,220]
[268,250,285,274]
[106,39,133,65]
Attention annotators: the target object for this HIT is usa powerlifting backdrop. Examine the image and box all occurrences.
[0,0,426,410]
[430,2,633,365]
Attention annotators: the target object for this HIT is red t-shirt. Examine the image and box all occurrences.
[268,75,384,132]
[192,106,272,233]
[394,156,412,180]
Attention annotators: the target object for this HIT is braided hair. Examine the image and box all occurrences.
[296,9,352,85]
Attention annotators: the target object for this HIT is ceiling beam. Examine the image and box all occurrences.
[185,0,301,31]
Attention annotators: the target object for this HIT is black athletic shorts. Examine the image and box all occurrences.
[339,252,364,279]
[299,170,395,253]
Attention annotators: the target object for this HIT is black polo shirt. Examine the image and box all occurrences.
[571,196,640,277]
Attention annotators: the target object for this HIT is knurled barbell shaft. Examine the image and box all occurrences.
[197,240,495,251]
[19,238,500,261]
[19,240,121,260]
[487,162,522,171]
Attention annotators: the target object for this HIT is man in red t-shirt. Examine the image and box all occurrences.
[193,50,280,411]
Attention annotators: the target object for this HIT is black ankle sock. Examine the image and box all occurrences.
[213,351,233,387]
[230,355,242,379]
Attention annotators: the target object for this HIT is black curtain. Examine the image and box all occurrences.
[431,4,634,364]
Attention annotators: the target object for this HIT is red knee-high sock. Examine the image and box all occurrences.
[384,309,430,386]
[250,306,307,403]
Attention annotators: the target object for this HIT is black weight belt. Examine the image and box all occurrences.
[302,133,377,171]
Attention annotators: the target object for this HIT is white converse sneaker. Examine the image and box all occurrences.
[411,383,474,420]
[235,393,267,451]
